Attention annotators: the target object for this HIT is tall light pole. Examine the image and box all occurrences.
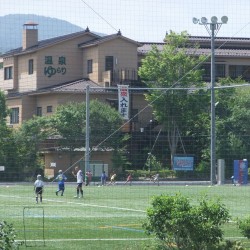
[85,85,90,172]
[148,119,153,172]
[193,16,228,185]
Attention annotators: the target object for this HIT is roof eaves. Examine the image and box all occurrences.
[2,30,101,57]
[26,78,106,96]
[79,34,141,48]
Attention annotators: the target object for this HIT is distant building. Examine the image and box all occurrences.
[1,23,250,176]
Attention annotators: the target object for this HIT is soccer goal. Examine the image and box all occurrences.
[23,206,45,247]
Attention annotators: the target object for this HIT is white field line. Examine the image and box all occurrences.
[18,236,248,243]
[19,238,151,242]
[0,194,146,213]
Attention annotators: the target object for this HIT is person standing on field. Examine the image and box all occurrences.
[34,174,44,203]
[85,172,89,186]
[107,173,117,185]
[100,171,107,186]
[87,171,92,185]
[152,173,159,184]
[72,166,83,198]
[124,173,132,185]
[55,170,67,196]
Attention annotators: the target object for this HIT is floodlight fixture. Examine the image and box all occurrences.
[211,16,218,24]
[221,16,228,24]
[201,17,208,24]
[192,17,199,24]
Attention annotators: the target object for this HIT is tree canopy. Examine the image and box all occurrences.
[138,31,209,167]
[0,90,20,180]
[0,90,8,124]
[11,99,126,178]
[50,100,124,149]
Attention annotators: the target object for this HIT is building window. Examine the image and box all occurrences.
[10,108,19,124]
[216,64,225,78]
[229,65,250,81]
[105,56,114,71]
[4,66,13,80]
[87,59,93,74]
[202,64,225,81]
[36,107,42,116]
[47,106,53,113]
[0,62,3,69]
[28,59,34,75]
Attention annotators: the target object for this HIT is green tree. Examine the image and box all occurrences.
[51,100,124,147]
[0,90,21,181]
[143,194,230,250]
[50,100,127,168]
[138,31,208,168]
[0,90,8,123]
[225,86,250,159]
[13,100,126,177]
[13,116,52,178]
[214,77,249,177]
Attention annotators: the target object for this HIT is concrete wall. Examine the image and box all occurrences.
[44,150,113,178]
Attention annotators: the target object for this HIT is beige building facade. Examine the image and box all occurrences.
[0,23,150,177]
[1,23,250,177]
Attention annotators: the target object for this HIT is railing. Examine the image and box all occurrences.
[103,68,140,86]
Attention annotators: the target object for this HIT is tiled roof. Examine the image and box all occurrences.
[138,43,250,57]
[187,48,250,57]
[188,36,250,43]
[188,36,250,50]
[29,78,105,95]
[2,29,141,58]
[138,43,165,54]
[79,32,141,48]
[3,31,250,58]
[6,78,105,99]
[2,30,101,57]
[7,78,146,99]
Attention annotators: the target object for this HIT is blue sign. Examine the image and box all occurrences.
[234,159,248,184]
[173,156,194,171]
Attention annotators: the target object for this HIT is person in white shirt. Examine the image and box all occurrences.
[152,173,159,183]
[107,173,117,185]
[72,166,83,198]
[34,175,44,203]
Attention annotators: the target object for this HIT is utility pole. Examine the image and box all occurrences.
[193,16,228,185]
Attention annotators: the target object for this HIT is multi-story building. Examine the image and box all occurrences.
[1,22,250,177]
[0,22,151,177]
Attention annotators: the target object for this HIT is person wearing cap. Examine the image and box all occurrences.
[55,170,67,196]
[34,175,44,203]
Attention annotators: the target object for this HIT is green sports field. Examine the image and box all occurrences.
[1,182,250,249]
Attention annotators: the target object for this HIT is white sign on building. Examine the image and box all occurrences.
[50,162,56,168]
[118,85,129,120]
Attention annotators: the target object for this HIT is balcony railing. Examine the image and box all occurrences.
[103,68,139,86]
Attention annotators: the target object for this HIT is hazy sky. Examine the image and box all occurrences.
[1,0,250,42]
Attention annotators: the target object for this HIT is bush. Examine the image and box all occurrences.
[158,170,176,178]
[143,194,230,250]
[0,221,23,249]
[238,216,250,239]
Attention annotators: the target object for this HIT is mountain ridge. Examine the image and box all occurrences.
[0,14,99,53]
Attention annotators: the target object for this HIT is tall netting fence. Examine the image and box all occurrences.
[1,0,250,249]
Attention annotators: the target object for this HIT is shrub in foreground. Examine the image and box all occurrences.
[143,194,231,250]
[0,221,22,249]
[238,216,250,239]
